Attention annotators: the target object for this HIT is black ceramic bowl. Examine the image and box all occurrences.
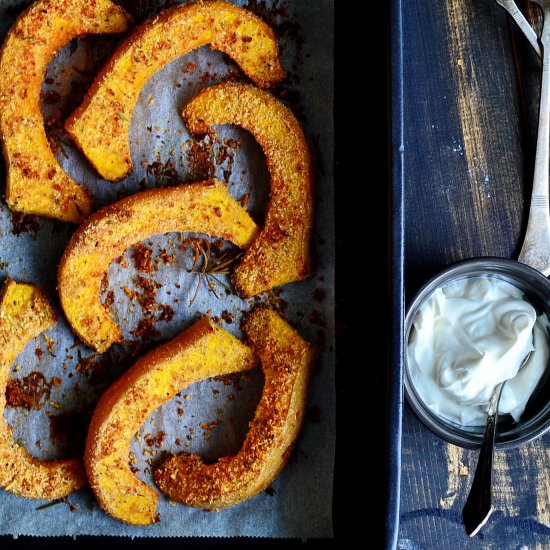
[404,257,550,450]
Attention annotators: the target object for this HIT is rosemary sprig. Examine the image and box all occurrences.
[188,240,243,305]
[36,497,68,510]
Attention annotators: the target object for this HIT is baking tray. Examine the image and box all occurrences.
[0,0,335,542]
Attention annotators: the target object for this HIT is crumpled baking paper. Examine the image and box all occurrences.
[0,0,334,538]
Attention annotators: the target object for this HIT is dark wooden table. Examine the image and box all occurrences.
[397,0,550,548]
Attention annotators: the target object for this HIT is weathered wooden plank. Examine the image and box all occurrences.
[400,0,550,547]
[404,0,529,294]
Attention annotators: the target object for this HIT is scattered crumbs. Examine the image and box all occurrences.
[221,310,234,324]
[115,256,129,268]
[199,420,221,431]
[156,248,176,267]
[144,432,165,448]
[251,289,289,315]
[145,153,181,186]
[131,243,154,273]
[131,317,161,341]
[6,372,51,410]
[213,372,243,391]
[183,61,196,74]
[43,334,56,356]
[158,303,175,322]
[75,348,134,388]
[105,290,115,307]
[459,465,469,476]
[215,137,241,182]
[183,135,216,180]
[10,212,40,237]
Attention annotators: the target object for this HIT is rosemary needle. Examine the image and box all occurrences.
[187,240,243,305]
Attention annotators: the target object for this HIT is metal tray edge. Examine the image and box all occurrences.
[387,0,404,548]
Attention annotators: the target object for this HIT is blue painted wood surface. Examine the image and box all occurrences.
[399,1,550,548]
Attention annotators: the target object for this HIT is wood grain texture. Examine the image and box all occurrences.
[404,0,529,294]
[401,0,550,547]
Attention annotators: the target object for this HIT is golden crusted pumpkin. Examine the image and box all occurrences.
[85,316,258,525]
[0,279,87,499]
[0,0,132,222]
[65,0,285,181]
[154,306,315,510]
[58,179,259,352]
[183,82,313,297]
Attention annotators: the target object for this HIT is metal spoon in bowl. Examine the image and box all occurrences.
[462,352,531,536]
[462,0,550,536]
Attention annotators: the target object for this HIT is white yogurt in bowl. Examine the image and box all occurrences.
[403,258,550,449]
[407,276,549,426]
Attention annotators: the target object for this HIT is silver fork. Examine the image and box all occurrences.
[497,0,542,56]
[517,0,550,275]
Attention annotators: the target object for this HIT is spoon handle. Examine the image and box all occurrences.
[462,381,505,537]
[496,0,541,57]
[518,5,550,274]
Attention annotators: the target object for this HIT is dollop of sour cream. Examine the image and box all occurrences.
[407,276,549,426]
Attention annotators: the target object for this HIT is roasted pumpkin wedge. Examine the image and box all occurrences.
[58,179,259,352]
[85,316,258,525]
[0,0,132,223]
[183,82,313,297]
[154,306,315,510]
[65,0,285,182]
[0,279,87,499]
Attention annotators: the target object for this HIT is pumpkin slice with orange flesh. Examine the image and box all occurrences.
[182,82,313,297]
[154,306,315,510]
[85,316,258,525]
[65,0,285,182]
[0,0,132,222]
[0,279,87,499]
[58,179,259,352]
